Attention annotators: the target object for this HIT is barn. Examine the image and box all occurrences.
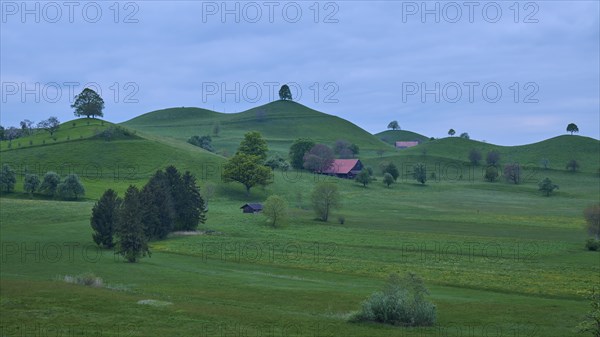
[395,141,420,149]
[240,203,263,214]
[322,159,363,179]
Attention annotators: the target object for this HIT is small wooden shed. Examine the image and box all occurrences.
[240,203,263,214]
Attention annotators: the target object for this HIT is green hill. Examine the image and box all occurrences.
[375,130,430,145]
[364,135,600,174]
[0,119,225,197]
[122,100,392,156]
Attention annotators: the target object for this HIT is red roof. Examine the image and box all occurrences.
[322,159,360,174]
[395,141,419,148]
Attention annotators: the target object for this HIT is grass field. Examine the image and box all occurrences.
[1,102,599,337]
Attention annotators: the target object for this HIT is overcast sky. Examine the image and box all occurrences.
[1,1,598,145]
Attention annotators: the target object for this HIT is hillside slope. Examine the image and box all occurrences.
[366,135,600,173]
[0,120,225,193]
[375,130,430,145]
[122,100,392,156]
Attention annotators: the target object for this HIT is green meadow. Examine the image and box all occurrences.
[1,101,599,336]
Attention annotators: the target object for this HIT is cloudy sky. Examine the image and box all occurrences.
[1,1,598,145]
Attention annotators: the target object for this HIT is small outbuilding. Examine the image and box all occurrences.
[240,203,263,214]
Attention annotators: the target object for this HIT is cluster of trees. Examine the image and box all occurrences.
[0,164,85,199]
[381,162,400,187]
[1,117,61,142]
[467,148,577,196]
[447,129,469,139]
[334,139,359,159]
[264,154,290,171]
[188,135,214,152]
[288,138,359,172]
[90,166,206,262]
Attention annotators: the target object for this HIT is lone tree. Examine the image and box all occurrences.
[503,163,521,184]
[0,164,16,193]
[566,159,580,172]
[237,131,268,161]
[486,150,501,166]
[459,132,470,139]
[289,138,315,169]
[279,84,292,100]
[222,153,272,195]
[484,165,499,182]
[448,129,456,137]
[311,182,340,222]
[39,171,60,197]
[57,174,85,200]
[387,121,400,130]
[383,172,394,188]
[72,88,105,118]
[115,185,150,263]
[468,149,482,166]
[566,123,579,135]
[37,117,60,136]
[538,178,559,197]
[355,168,371,187]
[23,174,40,197]
[540,158,550,170]
[91,189,122,248]
[200,182,216,209]
[413,163,427,185]
[263,195,288,227]
[212,121,221,137]
[584,204,600,240]
[303,144,335,173]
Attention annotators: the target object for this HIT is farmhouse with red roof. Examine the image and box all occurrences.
[395,141,420,149]
[322,159,363,179]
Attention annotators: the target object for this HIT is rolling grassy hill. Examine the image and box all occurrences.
[367,135,600,174]
[122,100,392,157]
[1,103,599,336]
[375,129,431,145]
[0,119,225,197]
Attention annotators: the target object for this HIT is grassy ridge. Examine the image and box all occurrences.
[369,135,600,173]
[375,130,431,145]
[123,100,392,156]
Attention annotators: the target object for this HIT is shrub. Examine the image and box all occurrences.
[585,239,599,251]
[187,135,215,152]
[351,273,436,327]
[338,216,345,225]
[64,273,103,287]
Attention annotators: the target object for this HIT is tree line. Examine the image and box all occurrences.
[90,166,206,262]
[0,164,85,200]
